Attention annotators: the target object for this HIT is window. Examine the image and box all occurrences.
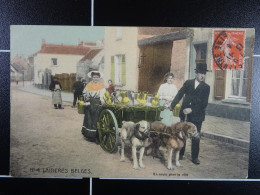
[190,42,208,79]
[51,58,57,66]
[230,38,251,100]
[194,43,207,64]
[231,57,249,99]
[111,54,126,86]
[116,27,122,40]
[114,55,122,85]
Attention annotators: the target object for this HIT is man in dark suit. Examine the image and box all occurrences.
[170,63,210,165]
[72,77,84,108]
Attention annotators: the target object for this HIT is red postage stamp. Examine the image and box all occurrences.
[212,30,245,70]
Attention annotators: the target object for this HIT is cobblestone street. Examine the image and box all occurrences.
[10,82,249,179]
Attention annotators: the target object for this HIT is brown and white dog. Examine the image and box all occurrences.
[150,121,198,170]
[119,120,150,169]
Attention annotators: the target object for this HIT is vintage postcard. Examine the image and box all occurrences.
[10,26,254,179]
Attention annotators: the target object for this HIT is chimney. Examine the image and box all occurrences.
[96,40,100,47]
[78,40,83,46]
[41,39,46,48]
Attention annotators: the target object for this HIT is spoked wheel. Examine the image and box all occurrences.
[97,109,119,153]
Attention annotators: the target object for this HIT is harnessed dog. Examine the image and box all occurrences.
[119,120,150,169]
[150,121,198,170]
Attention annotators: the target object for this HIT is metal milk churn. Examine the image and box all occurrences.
[77,95,85,114]
[173,103,181,117]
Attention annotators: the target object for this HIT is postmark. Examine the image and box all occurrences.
[212,30,245,70]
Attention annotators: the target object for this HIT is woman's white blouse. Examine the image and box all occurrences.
[158,83,178,101]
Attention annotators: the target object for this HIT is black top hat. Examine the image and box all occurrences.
[195,63,208,73]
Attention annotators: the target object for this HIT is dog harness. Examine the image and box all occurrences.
[130,126,149,145]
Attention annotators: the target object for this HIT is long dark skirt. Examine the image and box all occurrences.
[81,98,101,141]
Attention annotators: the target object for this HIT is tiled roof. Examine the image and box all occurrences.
[38,44,91,55]
[11,56,28,69]
[11,63,24,73]
[83,42,97,46]
[79,49,102,61]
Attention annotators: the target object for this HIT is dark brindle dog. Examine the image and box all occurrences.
[150,121,198,170]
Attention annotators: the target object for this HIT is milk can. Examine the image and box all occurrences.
[77,95,85,114]
[173,103,181,117]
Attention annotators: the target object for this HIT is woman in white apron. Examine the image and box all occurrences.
[49,77,63,109]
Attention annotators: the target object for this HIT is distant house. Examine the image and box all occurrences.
[33,39,103,88]
[11,55,33,81]
[77,48,104,83]
[10,63,24,82]
[27,53,36,80]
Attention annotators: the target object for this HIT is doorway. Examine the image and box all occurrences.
[138,42,173,94]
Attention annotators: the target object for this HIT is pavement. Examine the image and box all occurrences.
[16,81,250,149]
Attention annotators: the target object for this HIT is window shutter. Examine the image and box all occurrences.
[121,54,126,85]
[214,70,226,99]
[111,56,115,84]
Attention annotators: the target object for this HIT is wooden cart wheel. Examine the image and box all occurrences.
[97,109,119,153]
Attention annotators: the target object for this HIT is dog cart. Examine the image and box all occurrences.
[97,104,164,153]
[79,91,165,153]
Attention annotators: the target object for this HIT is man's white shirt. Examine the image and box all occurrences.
[195,79,200,89]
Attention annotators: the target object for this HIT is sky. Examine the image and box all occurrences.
[10,25,105,59]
